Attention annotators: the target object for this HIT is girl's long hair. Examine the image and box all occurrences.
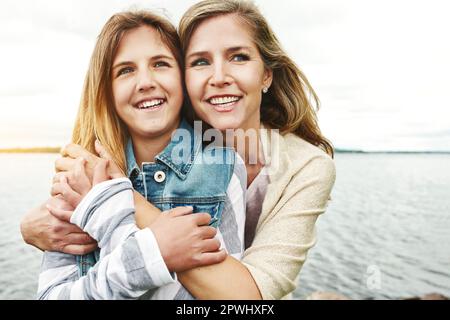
[72,11,184,173]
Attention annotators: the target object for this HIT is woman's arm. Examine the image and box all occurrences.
[138,153,335,300]
[242,154,336,299]
[57,143,260,298]
[134,192,261,299]
[134,155,263,300]
[21,196,97,254]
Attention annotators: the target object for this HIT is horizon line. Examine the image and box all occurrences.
[1,146,450,155]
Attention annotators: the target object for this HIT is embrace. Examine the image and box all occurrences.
[21,0,336,300]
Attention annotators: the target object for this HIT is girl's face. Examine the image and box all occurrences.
[185,14,272,132]
[112,26,183,140]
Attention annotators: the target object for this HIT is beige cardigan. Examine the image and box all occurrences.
[241,128,336,300]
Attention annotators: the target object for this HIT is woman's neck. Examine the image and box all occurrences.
[227,121,265,187]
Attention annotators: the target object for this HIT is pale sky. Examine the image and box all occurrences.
[1,0,449,151]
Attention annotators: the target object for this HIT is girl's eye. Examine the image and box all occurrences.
[231,54,250,62]
[155,61,170,68]
[117,67,134,77]
[190,58,209,67]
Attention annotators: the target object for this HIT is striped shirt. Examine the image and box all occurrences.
[37,159,246,300]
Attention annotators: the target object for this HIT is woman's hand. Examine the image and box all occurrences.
[20,196,97,254]
[133,192,227,273]
[150,207,226,273]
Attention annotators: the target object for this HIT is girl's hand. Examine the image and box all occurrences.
[51,157,109,208]
[55,141,124,179]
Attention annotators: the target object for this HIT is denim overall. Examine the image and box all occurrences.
[76,119,236,276]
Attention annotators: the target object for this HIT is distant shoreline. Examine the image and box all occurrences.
[335,149,450,154]
[0,147,61,154]
[1,147,449,155]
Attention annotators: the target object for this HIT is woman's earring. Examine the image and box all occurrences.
[262,87,268,94]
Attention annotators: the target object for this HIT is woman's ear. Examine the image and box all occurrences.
[263,68,273,90]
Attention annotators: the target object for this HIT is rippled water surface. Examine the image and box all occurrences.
[1,153,449,299]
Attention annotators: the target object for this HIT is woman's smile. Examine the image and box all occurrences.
[206,94,242,112]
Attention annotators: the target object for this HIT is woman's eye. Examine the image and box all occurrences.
[190,58,209,67]
[231,54,250,62]
[155,61,170,68]
[117,67,133,77]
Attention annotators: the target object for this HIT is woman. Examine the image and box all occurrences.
[33,10,246,299]
[176,0,335,299]
[23,0,335,300]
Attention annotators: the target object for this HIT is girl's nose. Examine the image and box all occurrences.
[137,69,156,92]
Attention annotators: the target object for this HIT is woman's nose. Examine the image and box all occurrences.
[208,62,232,88]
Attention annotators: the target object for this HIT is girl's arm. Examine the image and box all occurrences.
[38,178,178,299]
[58,143,264,299]
[39,160,220,300]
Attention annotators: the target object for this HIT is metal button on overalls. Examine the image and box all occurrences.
[154,171,166,183]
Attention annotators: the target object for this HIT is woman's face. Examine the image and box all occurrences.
[112,26,183,140]
[185,14,272,132]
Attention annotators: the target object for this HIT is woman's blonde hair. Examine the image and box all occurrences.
[179,0,333,156]
[72,11,183,174]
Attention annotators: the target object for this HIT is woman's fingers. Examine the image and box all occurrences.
[198,250,227,265]
[46,203,74,222]
[94,140,113,161]
[51,181,61,197]
[193,212,212,226]
[55,156,77,173]
[92,159,109,185]
[95,140,125,179]
[52,171,73,185]
[168,206,194,217]
[60,243,98,256]
[201,238,222,252]
[65,232,96,245]
[56,176,82,208]
[60,220,86,233]
[46,195,74,212]
[72,157,92,195]
[58,144,101,181]
[200,226,217,240]
[73,157,87,180]
[61,143,97,163]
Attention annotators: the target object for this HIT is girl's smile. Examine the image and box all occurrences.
[112,25,183,140]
